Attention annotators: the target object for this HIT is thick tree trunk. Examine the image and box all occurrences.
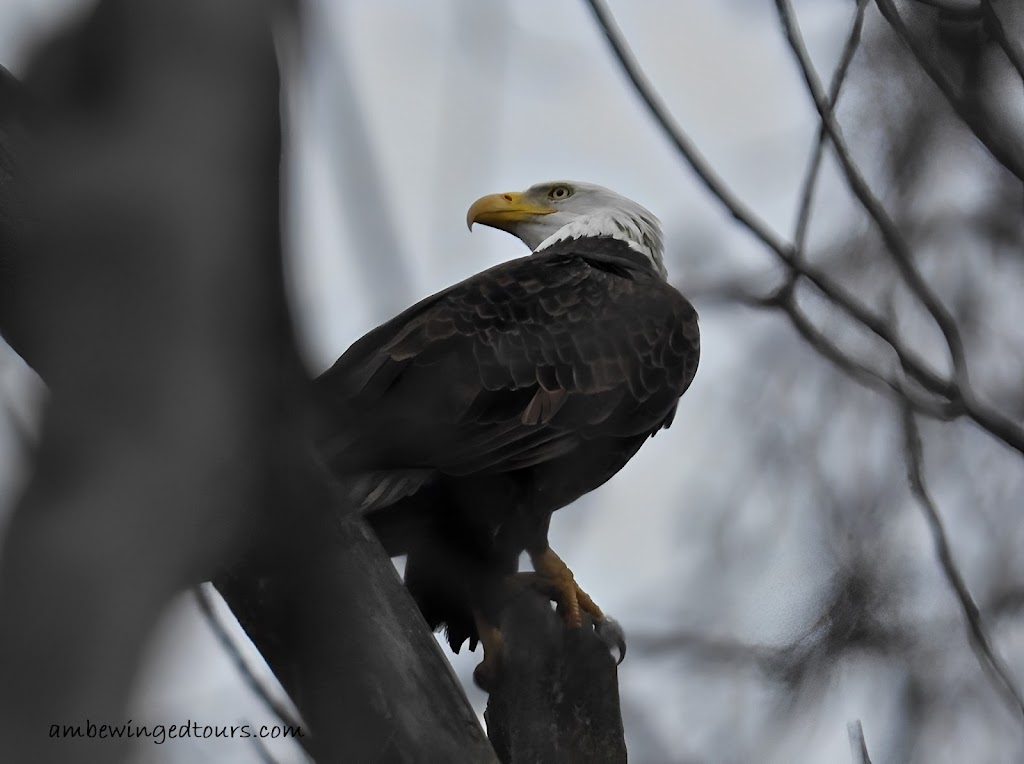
[0,3,290,761]
[0,2,494,761]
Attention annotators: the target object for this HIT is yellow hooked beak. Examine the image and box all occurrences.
[466,191,557,232]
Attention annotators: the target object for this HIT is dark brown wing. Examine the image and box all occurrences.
[314,239,699,481]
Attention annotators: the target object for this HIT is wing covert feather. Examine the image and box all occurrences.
[315,247,699,476]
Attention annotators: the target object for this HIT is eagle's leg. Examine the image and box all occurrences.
[508,545,627,662]
[471,610,505,691]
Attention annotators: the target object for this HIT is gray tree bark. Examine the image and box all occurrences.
[485,593,627,764]
[0,2,494,761]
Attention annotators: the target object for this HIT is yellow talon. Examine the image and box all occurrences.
[527,546,605,629]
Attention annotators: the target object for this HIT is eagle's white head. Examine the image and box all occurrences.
[466,180,666,279]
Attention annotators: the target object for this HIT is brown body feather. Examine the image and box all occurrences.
[314,237,699,650]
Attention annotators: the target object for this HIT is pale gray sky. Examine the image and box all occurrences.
[3,1,1019,762]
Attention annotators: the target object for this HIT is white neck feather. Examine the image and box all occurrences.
[535,210,666,279]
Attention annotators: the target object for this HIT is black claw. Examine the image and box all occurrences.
[594,615,626,664]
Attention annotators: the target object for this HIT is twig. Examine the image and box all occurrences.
[900,404,1024,723]
[307,1,416,322]
[981,0,1024,85]
[0,378,37,453]
[581,0,791,260]
[193,586,313,759]
[246,722,285,764]
[792,0,870,255]
[582,0,958,408]
[695,270,960,418]
[847,720,874,764]
[588,0,1024,456]
[776,0,1024,458]
[776,0,970,389]
[766,289,961,420]
[874,0,1024,183]
[910,0,982,18]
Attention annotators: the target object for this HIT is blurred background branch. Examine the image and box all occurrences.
[792,0,870,256]
[901,404,1024,720]
[192,585,310,759]
[876,0,1024,181]
[847,720,873,764]
[981,0,1024,83]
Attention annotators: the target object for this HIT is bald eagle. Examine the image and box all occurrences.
[315,181,699,688]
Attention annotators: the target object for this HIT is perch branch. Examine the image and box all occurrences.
[485,591,625,764]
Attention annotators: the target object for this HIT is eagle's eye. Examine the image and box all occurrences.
[548,185,573,201]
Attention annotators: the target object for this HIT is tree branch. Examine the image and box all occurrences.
[981,0,1024,85]
[776,0,970,385]
[847,720,874,764]
[900,403,1024,722]
[193,585,311,759]
[581,0,965,418]
[874,0,1024,182]
[792,0,870,255]
[910,0,982,18]
[0,4,496,761]
[213,483,498,763]
[485,592,625,764]
[0,3,293,761]
[763,287,962,421]
[776,0,1024,457]
[581,0,791,260]
[587,0,1024,461]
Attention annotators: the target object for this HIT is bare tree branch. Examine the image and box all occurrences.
[0,362,37,452]
[981,0,1024,85]
[776,0,969,384]
[847,720,874,764]
[192,586,311,760]
[767,289,962,420]
[901,403,1024,722]
[586,0,1024,463]
[875,0,1024,182]
[776,0,1024,458]
[247,724,287,764]
[697,251,968,420]
[792,0,870,255]
[910,0,982,18]
[581,0,791,260]
[305,1,415,322]
[583,0,962,414]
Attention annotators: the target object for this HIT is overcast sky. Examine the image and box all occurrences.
[3,1,1004,762]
